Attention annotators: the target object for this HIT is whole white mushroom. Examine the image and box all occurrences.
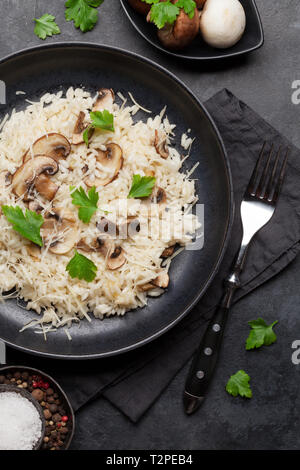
[200,0,246,49]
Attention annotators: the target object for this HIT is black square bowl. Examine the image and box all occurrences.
[120,0,264,60]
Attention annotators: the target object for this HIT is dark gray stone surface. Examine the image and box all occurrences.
[1,0,300,450]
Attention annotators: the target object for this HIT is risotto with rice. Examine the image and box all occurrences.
[0,87,201,335]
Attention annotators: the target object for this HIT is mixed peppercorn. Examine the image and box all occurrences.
[0,369,73,450]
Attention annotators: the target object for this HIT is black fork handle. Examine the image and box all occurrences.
[183,246,248,415]
[183,301,230,414]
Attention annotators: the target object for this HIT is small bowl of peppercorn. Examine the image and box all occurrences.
[0,366,75,450]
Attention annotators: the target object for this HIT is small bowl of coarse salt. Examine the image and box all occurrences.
[0,384,45,450]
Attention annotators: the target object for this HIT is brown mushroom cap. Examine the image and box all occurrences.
[41,209,78,255]
[154,130,169,159]
[157,6,200,50]
[85,143,123,188]
[12,156,59,201]
[92,88,115,113]
[23,133,71,163]
[127,0,151,15]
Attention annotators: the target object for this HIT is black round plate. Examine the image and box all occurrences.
[0,43,233,359]
[120,0,264,61]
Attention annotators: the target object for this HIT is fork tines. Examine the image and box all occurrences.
[246,142,289,205]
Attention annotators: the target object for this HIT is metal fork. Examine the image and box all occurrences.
[183,143,289,415]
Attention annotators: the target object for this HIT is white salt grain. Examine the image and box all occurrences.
[0,391,43,450]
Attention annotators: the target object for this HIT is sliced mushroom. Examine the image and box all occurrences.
[154,130,169,159]
[138,282,156,292]
[12,156,59,201]
[72,112,94,145]
[93,88,115,113]
[28,200,44,213]
[96,237,125,270]
[76,238,95,253]
[151,187,167,204]
[76,237,109,253]
[139,271,169,291]
[23,133,71,163]
[34,173,59,201]
[96,237,114,257]
[85,143,123,187]
[41,209,78,255]
[152,271,169,288]
[161,245,175,258]
[107,245,126,270]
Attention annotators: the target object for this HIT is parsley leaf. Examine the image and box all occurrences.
[2,205,44,247]
[66,250,97,282]
[176,0,196,18]
[144,0,196,29]
[150,2,179,28]
[70,186,99,223]
[65,0,104,33]
[246,318,278,350]
[127,174,156,199]
[83,110,114,146]
[226,370,252,398]
[34,14,61,40]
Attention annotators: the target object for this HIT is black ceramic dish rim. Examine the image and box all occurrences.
[0,366,75,450]
[119,0,264,61]
[0,42,234,360]
[0,383,46,450]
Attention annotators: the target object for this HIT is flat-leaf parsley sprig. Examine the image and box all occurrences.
[127,174,156,199]
[34,14,61,40]
[70,185,99,223]
[246,318,278,350]
[83,110,114,147]
[141,0,196,29]
[66,250,97,282]
[226,370,252,399]
[65,0,104,33]
[2,205,44,247]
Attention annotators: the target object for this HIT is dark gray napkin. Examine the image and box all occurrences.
[6,89,300,422]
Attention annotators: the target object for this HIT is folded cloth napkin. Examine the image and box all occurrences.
[6,89,300,422]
